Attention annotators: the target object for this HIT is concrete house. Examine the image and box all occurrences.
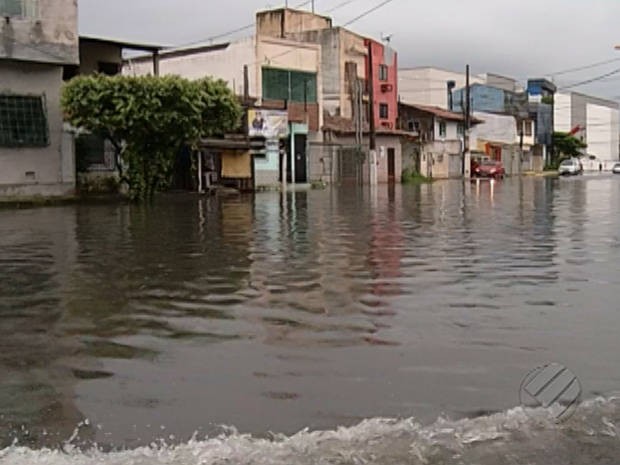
[0,0,79,197]
[398,103,476,179]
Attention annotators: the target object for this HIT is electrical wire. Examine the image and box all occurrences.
[559,68,620,90]
[173,0,314,50]
[342,0,396,26]
[545,58,620,77]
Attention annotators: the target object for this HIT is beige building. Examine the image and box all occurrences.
[399,67,485,109]
[256,8,366,121]
[0,0,79,198]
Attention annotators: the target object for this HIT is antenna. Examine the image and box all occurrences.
[381,33,393,45]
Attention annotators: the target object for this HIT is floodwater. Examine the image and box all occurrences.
[1,175,620,464]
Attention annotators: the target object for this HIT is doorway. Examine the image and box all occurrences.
[387,147,396,183]
[288,134,308,183]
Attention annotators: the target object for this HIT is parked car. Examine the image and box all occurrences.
[558,158,583,176]
[612,163,620,174]
[472,158,505,179]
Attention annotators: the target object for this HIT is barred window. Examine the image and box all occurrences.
[0,0,39,17]
[0,95,49,147]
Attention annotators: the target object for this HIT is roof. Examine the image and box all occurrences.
[79,35,164,52]
[399,102,483,124]
[322,115,413,137]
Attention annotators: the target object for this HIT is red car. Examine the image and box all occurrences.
[472,159,505,179]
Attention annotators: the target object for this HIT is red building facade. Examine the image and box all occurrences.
[365,39,398,131]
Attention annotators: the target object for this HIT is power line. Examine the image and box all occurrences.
[546,58,620,77]
[174,0,314,49]
[559,68,620,90]
[326,0,360,13]
[342,0,396,26]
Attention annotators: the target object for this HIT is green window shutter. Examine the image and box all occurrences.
[262,67,290,101]
[0,95,49,147]
[290,71,317,103]
[0,0,23,16]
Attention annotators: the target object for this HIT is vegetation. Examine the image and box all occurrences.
[553,131,587,159]
[402,168,432,184]
[62,74,241,200]
[541,95,554,105]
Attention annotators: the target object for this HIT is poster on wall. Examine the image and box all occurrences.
[248,109,289,138]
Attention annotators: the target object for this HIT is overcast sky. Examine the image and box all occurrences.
[79,0,620,100]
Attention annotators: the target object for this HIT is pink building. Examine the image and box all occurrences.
[365,39,398,132]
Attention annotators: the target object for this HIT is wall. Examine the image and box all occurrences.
[554,92,573,132]
[284,27,366,121]
[433,119,460,140]
[365,39,397,130]
[324,133,402,184]
[0,0,78,65]
[470,111,517,148]
[398,67,484,108]
[78,40,122,74]
[0,61,74,197]
[124,38,256,96]
[420,140,462,179]
[256,8,332,39]
[587,103,620,160]
[484,73,519,92]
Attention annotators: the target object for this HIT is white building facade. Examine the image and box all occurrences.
[554,91,620,165]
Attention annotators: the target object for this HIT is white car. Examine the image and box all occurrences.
[558,158,583,176]
[612,163,620,174]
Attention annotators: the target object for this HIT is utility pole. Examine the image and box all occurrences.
[311,0,315,12]
[367,40,378,185]
[463,64,470,177]
[519,127,524,176]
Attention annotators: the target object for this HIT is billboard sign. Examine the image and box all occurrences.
[248,109,289,138]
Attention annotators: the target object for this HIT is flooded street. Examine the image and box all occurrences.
[2,176,620,463]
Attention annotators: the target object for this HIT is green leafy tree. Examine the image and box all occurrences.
[553,131,587,160]
[62,74,241,200]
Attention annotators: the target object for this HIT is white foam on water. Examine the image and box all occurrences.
[1,397,620,465]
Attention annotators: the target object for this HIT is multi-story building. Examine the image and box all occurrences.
[554,91,620,165]
[398,66,485,109]
[0,0,79,197]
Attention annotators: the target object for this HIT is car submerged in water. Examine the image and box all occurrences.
[472,158,505,179]
[558,158,583,176]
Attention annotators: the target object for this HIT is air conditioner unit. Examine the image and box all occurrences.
[381,84,393,93]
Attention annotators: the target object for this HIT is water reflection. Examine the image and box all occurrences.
[1,177,620,448]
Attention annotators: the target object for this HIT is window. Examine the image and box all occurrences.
[98,62,121,76]
[0,0,38,18]
[457,123,464,135]
[378,64,388,82]
[379,103,389,119]
[408,120,420,132]
[438,121,447,138]
[0,95,49,147]
[262,67,318,103]
[524,120,533,137]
